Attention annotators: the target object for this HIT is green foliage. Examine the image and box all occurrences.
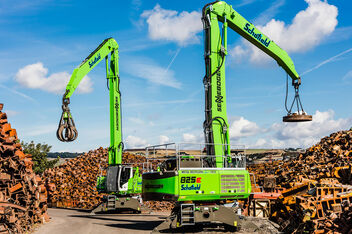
[21,141,59,174]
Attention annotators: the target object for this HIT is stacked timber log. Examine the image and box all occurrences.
[144,201,175,211]
[248,130,352,233]
[0,104,49,233]
[44,148,173,211]
[44,147,109,209]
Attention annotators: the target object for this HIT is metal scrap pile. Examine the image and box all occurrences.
[315,200,352,233]
[248,130,352,233]
[0,104,49,233]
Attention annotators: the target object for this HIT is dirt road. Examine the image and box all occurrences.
[33,208,168,234]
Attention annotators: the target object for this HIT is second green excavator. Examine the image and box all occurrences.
[56,38,142,214]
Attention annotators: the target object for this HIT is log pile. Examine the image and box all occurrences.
[44,147,109,209]
[144,201,175,211]
[248,130,352,233]
[44,148,173,211]
[0,104,49,233]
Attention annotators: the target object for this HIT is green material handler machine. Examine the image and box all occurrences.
[142,1,312,232]
[56,38,142,214]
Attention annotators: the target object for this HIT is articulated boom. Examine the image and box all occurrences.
[202,1,302,166]
[57,38,122,165]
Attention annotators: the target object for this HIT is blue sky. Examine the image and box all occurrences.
[1,0,352,152]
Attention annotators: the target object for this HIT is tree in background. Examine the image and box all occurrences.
[21,141,59,174]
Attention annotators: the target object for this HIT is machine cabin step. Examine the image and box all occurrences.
[180,204,195,225]
[107,195,116,209]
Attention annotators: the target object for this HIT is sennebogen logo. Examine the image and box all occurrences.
[89,53,101,68]
[115,97,119,131]
[215,71,223,112]
[244,23,271,47]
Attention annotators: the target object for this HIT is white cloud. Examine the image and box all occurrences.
[180,133,204,149]
[231,46,247,64]
[253,138,267,148]
[175,111,350,149]
[229,110,352,149]
[15,62,93,94]
[125,135,148,149]
[159,135,170,144]
[141,4,202,46]
[182,133,198,143]
[231,0,338,64]
[249,110,352,148]
[124,58,181,89]
[229,117,262,139]
[272,110,351,142]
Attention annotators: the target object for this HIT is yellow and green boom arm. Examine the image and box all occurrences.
[202,1,301,167]
[57,38,123,165]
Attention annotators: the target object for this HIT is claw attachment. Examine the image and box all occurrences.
[57,94,78,142]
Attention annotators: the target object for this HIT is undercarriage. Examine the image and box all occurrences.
[90,195,143,214]
[152,202,241,233]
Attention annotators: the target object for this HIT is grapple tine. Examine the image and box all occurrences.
[56,99,78,142]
